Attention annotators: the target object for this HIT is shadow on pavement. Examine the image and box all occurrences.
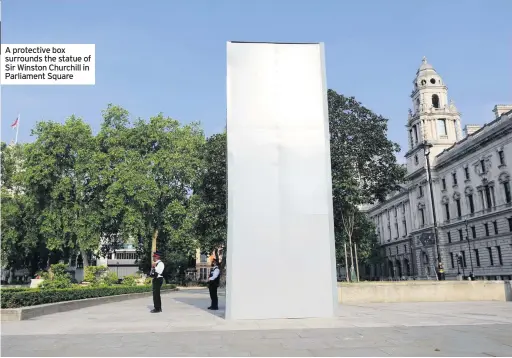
[173,288,226,319]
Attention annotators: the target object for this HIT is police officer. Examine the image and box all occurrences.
[437,262,445,281]
[207,259,220,310]
[150,251,165,313]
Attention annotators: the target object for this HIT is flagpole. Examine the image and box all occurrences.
[15,114,20,145]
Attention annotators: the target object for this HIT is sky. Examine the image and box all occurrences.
[1,0,511,162]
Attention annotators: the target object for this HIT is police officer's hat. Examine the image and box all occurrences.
[153,250,163,257]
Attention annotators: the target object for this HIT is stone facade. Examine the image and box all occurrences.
[364,58,512,281]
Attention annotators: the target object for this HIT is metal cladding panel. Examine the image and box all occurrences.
[226,42,337,320]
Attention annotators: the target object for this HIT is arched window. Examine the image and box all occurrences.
[432,94,440,108]
[499,172,511,204]
[423,252,430,275]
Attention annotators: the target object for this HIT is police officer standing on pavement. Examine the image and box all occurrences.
[207,259,220,310]
[150,251,165,313]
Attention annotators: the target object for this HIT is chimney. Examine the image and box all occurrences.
[493,104,512,119]
[463,125,481,137]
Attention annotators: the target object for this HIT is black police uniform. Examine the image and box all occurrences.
[208,265,220,310]
[151,257,165,313]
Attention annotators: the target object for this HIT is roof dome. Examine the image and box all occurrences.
[416,56,438,76]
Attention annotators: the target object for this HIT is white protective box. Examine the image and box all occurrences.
[225,42,337,320]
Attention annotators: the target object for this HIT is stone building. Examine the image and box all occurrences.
[364,57,512,281]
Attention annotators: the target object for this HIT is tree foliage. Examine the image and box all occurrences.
[328,90,406,265]
[2,90,405,280]
[193,132,227,268]
[1,105,204,278]
[22,116,100,267]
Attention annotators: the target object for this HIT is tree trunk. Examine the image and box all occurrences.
[81,250,90,267]
[150,228,158,265]
[8,267,14,284]
[218,248,227,288]
[348,234,355,268]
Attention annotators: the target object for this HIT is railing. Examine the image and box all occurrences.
[107,259,138,265]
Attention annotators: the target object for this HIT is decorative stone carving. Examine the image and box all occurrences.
[441,196,450,204]
[464,186,474,195]
[453,192,461,200]
[498,172,510,184]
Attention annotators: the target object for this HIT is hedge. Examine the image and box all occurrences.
[1,284,177,308]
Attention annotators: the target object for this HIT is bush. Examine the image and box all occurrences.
[144,277,152,285]
[84,266,118,286]
[122,275,137,286]
[40,263,72,290]
[1,284,177,308]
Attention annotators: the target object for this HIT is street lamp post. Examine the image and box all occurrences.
[456,253,465,277]
[465,219,475,280]
[423,142,444,280]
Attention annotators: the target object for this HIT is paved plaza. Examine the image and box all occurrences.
[2,288,512,356]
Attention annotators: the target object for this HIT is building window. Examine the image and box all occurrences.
[419,186,423,197]
[456,199,461,217]
[404,244,407,252]
[419,208,425,226]
[471,226,476,238]
[413,125,418,144]
[464,167,470,180]
[395,222,399,238]
[474,249,480,267]
[498,150,505,166]
[433,95,441,109]
[480,159,486,174]
[493,221,498,235]
[200,254,207,263]
[508,218,512,232]
[396,247,399,255]
[485,185,493,208]
[447,232,452,243]
[437,118,446,136]
[468,194,475,214]
[442,178,446,190]
[450,252,455,268]
[444,203,450,221]
[452,172,458,186]
[414,155,419,165]
[461,250,467,267]
[504,181,511,204]
[484,223,489,237]
[496,246,503,265]
[458,229,463,241]
[487,247,494,266]
[404,220,408,235]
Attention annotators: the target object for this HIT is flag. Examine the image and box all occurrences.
[11,116,19,129]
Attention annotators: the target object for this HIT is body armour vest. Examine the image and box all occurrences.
[209,266,221,285]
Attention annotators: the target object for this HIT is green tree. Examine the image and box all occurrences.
[1,142,41,277]
[23,116,101,267]
[193,132,227,270]
[328,90,406,275]
[97,105,204,270]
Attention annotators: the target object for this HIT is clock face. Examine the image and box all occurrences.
[430,78,436,84]
[421,79,426,86]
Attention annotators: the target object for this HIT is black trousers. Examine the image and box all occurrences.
[208,283,218,309]
[152,277,163,310]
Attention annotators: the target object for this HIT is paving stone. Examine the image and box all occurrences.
[310,347,391,356]
[3,289,512,356]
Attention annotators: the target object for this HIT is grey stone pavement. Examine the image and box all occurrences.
[2,288,512,356]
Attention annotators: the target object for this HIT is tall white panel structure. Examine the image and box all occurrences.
[226,42,337,320]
